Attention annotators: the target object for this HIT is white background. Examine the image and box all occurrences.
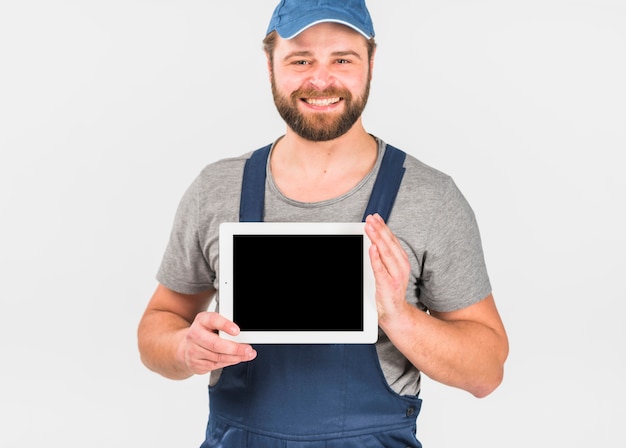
[1,1,624,446]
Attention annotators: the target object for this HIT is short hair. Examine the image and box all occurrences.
[263,30,377,66]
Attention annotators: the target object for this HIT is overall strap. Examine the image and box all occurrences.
[361,144,406,222]
[239,144,406,223]
[239,144,272,222]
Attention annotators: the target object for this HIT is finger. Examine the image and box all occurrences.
[186,336,257,374]
[191,315,256,357]
[185,313,257,372]
[196,311,240,336]
[365,213,397,248]
[188,336,256,370]
[365,214,408,276]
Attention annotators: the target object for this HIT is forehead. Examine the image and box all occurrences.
[274,22,368,55]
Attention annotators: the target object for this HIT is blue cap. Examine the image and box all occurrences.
[266,0,375,40]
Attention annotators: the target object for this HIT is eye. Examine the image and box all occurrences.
[293,60,310,65]
[336,59,350,64]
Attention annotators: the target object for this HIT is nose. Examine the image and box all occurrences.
[308,64,333,89]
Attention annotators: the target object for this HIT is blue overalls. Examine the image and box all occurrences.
[201,144,422,447]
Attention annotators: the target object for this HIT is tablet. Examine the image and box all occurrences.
[218,222,378,344]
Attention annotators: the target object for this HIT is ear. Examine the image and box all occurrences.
[265,52,273,80]
[369,47,376,80]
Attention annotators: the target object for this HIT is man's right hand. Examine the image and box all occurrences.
[138,284,256,380]
[179,311,257,375]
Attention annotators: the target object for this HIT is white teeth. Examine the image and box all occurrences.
[305,97,340,106]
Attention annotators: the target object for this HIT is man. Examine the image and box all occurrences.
[137,0,509,446]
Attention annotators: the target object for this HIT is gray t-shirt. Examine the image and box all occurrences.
[157,137,491,396]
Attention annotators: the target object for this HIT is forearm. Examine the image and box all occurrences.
[380,302,508,398]
[365,215,508,396]
[137,310,194,380]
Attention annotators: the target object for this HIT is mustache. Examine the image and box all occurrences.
[291,88,353,100]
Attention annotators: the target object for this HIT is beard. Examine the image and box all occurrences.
[271,77,371,142]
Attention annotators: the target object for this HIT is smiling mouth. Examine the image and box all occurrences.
[303,97,341,106]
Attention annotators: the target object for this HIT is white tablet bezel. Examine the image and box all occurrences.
[218,222,378,344]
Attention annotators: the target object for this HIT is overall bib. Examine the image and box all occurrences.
[201,144,422,447]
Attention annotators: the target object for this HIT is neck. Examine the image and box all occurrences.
[269,121,379,202]
[274,120,375,167]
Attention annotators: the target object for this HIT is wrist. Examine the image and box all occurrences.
[173,328,194,379]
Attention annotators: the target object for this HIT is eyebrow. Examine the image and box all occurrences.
[282,50,363,61]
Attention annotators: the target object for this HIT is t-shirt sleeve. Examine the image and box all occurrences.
[418,178,492,312]
[156,174,215,294]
